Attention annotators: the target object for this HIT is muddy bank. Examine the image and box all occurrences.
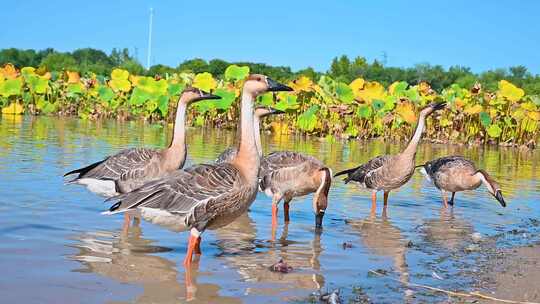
[479,243,540,303]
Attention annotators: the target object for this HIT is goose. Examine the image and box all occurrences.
[215,106,284,163]
[416,155,506,208]
[103,74,293,266]
[64,87,221,197]
[259,152,332,230]
[334,102,446,214]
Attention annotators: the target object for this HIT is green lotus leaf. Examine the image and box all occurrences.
[336,82,354,104]
[214,88,235,110]
[487,124,502,138]
[195,115,205,127]
[98,86,114,103]
[26,75,49,94]
[259,93,274,106]
[275,94,298,111]
[0,78,23,97]
[109,78,132,93]
[21,67,36,78]
[130,87,150,105]
[357,104,372,118]
[67,83,83,94]
[372,99,385,111]
[157,95,169,116]
[168,83,185,96]
[479,111,492,127]
[297,105,319,132]
[146,100,158,113]
[224,65,249,81]
[531,95,540,106]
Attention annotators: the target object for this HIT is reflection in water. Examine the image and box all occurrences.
[214,213,325,298]
[420,208,474,251]
[70,227,240,303]
[347,210,410,299]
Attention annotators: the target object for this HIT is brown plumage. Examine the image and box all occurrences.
[334,102,446,214]
[418,155,506,207]
[104,74,293,266]
[215,106,284,163]
[259,151,332,231]
[64,87,221,197]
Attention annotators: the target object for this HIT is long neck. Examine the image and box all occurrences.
[232,90,259,180]
[169,100,187,149]
[475,171,495,193]
[402,113,426,158]
[253,115,263,158]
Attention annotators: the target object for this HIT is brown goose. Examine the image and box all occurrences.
[334,102,446,214]
[64,87,221,197]
[103,75,293,266]
[215,106,284,163]
[417,155,506,208]
[259,152,332,230]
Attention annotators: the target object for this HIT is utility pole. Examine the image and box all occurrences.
[146,7,153,70]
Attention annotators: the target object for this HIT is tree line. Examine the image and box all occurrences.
[1,47,539,95]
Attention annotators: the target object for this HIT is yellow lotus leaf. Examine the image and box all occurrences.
[21,67,36,76]
[418,81,432,95]
[520,102,537,111]
[464,104,482,115]
[527,111,540,121]
[2,102,24,115]
[111,68,130,80]
[498,80,524,102]
[355,81,385,103]
[66,71,80,84]
[511,109,525,120]
[489,108,498,118]
[109,78,132,93]
[290,76,313,92]
[1,64,18,79]
[395,102,417,124]
[41,72,51,80]
[455,97,466,108]
[192,72,216,92]
[271,121,290,135]
[349,78,365,93]
[129,75,141,86]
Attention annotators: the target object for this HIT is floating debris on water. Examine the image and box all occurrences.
[269,259,293,273]
[320,289,342,304]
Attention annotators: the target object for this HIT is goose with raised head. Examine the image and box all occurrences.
[259,151,332,231]
[215,106,284,163]
[334,102,446,214]
[103,74,293,266]
[417,155,506,208]
[64,87,221,197]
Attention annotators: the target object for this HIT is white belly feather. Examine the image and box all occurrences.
[139,207,189,232]
[76,178,117,197]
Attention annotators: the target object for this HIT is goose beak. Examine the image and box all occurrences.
[431,102,447,111]
[315,211,325,230]
[199,90,222,101]
[267,77,293,92]
[270,107,286,115]
[494,190,506,207]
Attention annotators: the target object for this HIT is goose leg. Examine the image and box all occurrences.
[449,192,456,206]
[271,196,280,241]
[283,198,291,223]
[122,213,131,234]
[370,191,377,216]
[441,190,449,208]
[184,229,201,266]
[194,236,202,255]
[383,191,390,207]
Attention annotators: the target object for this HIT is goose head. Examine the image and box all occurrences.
[420,101,446,117]
[180,87,221,104]
[474,169,506,207]
[244,74,292,97]
[254,106,285,118]
[313,168,333,230]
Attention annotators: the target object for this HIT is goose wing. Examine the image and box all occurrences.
[260,151,321,176]
[106,163,242,229]
[334,155,392,187]
[65,148,161,181]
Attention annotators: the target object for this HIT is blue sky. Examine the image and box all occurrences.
[2,0,540,73]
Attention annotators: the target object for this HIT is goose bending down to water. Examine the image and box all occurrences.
[103,75,293,266]
[334,102,446,214]
[215,106,284,163]
[64,87,221,197]
[417,155,506,208]
[259,152,332,230]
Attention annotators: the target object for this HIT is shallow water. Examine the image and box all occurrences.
[0,115,539,303]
